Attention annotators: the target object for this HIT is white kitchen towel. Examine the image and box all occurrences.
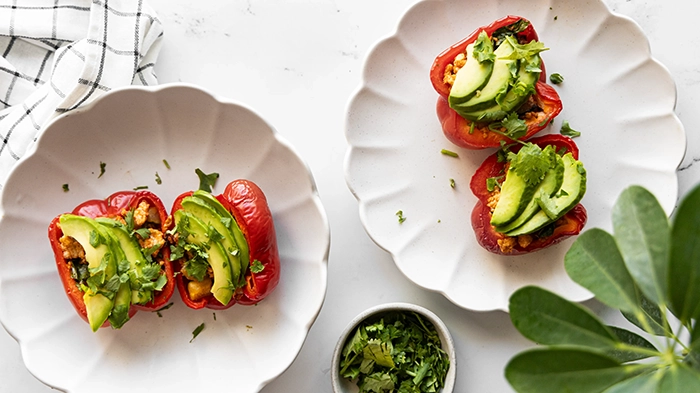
[0,0,163,186]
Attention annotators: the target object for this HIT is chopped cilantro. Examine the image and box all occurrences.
[469,121,475,134]
[339,311,450,393]
[251,259,264,274]
[98,161,106,178]
[196,168,219,193]
[549,73,564,84]
[133,185,148,190]
[560,120,581,137]
[396,210,406,224]
[153,302,174,318]
[473,31,495,63]
[213,312,217,321]
[155,172,162,185]
[440,149,459,158]
[449,178,456,189]
[501,36,548,61]
[486,176,502,192]
[62,183,69,192]
[508,144,556,186]
[162,159,171,169]
[554,15,558,21]
[190,323,205,343]
[134,228,151,240]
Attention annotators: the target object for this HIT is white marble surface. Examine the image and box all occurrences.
[1,0,698,392]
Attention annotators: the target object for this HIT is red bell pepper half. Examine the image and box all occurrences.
[48,190,175,329]
[430,15,563,149]
[469,134,587,255]
[171,179,280,309]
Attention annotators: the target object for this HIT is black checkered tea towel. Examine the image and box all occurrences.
[0,0,163,186]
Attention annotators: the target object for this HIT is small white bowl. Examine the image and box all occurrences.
[331,303,456,393]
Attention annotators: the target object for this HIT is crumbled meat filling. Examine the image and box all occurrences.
[497,237,516,254]
[59,235,85,262]
[138,228,165,255]
[133,201,151,227]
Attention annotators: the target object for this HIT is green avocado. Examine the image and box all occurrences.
[94,218,153,305]
[192,190,250,280]
[180,195,242,286]
[505,153,587,237]
[448,39,494,106]
[173,209,234,305]
[495,152,564,233]
[452,39,516,113]
[59,214,118,331]
[498,55,541,113]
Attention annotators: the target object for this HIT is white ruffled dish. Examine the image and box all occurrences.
[0,84,329,392]
[345,0,685,311]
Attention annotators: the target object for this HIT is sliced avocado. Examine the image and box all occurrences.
[452,39,517,112]
[180,196,242,286]
[83,289,113,332]
[452,102,508,123]
[495,152,564,233]
[59,215,115,274]
[505,153,587,237]
[108,281,131,329]
[192,190,250,280]
[490,168,540,228]
[95,218,153,305]
[498,55,541,113]
[448,40,494,105]
[173,209,234,305]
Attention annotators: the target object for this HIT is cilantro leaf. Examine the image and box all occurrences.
[549,72,564,84]
[509,143,556,186]
[472,30,495,63]
[500,36,549,61]
[251,259,265,274]
[196,168,219,193]
[560,120,581,137]
[98,161,106,178]
[190,323,205,343]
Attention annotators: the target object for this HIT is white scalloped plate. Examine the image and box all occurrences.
[0,84,329,392]
[345,0,685,311]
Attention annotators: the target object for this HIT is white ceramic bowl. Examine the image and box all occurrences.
[331,303,456,393]
[0,83,330,393]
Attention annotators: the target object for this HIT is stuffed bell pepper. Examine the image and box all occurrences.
[430,15,562,149]
[48,191,175,331]
[169,179,280,309]
[470,134,587,255]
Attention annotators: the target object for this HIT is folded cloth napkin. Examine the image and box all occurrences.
[0,0,163,187]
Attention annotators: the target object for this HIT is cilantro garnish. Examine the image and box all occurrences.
[62,183,69,192]
[98,161,106,178]
[508,143,556,186]
[449,178,456,189]
[250,259,264,274]
[339,311,450,393]
[190,323,205,343]
[472,30,495,63]
[549,73,564,84]
[162,159,171,169]
[155,172,162,185]
[133,185,148,190]
[489,112,528,140]
[396,210,406,224]
[560,120,581,137]
[486,176,503,192]
[153,302,174,318]
[492,19,530,47]
[501,36,548,61]
[196,168,219,193]
[440,149,459,158]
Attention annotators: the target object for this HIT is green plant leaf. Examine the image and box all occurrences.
[600,371,661,393]
[505,347,630,393]
[669,184,700,324]
[657,364,700,392]
[605,326,658,362]
[564,228,639,313]
[621,289,670,336]
[612,185,670,306]
[687,322,700,372]
[509,286,618,349]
